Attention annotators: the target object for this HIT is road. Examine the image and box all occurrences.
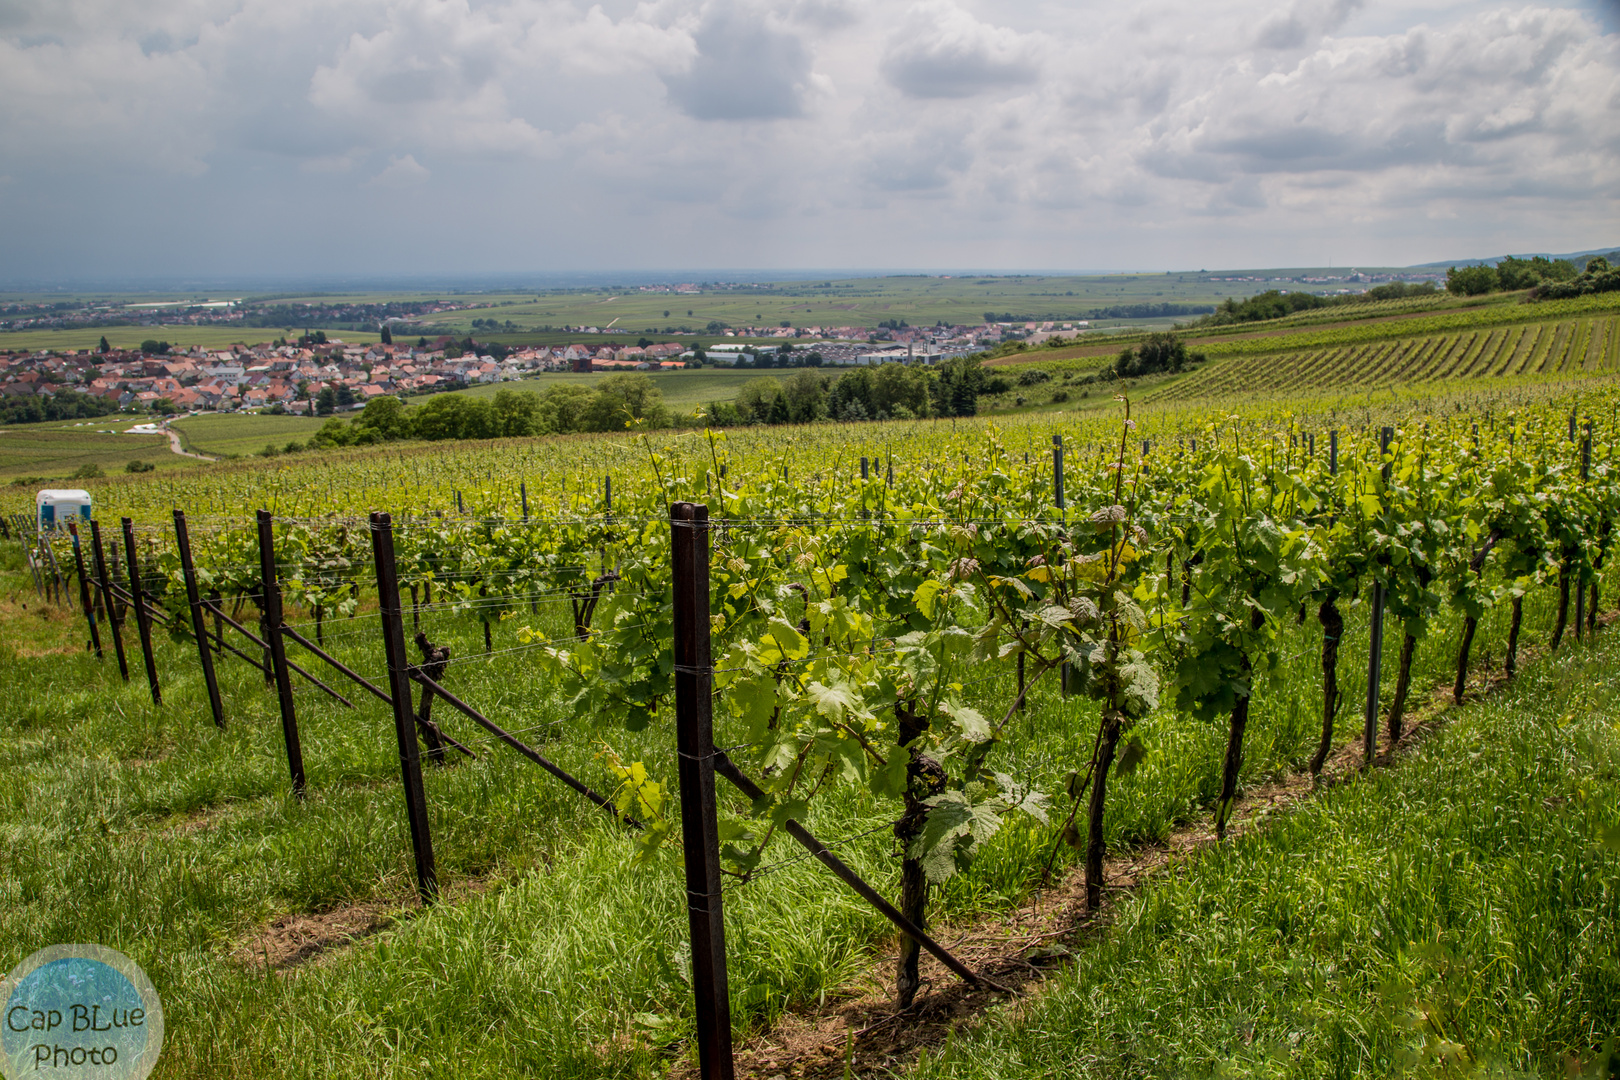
[163,425,216,461]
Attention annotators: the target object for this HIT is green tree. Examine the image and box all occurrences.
[98,336,111,354]
[380,323,393,345]
[336,385,357,409]
[870,362,929,419]
[583,374,668,431]
[781,369,828,423]
[491,388,541,437]
[355,396,411,440]
[535,384,596,434]
[316,387,337,416]
[1446,264,1499,296]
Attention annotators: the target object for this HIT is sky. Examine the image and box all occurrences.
[1,0,1616,282]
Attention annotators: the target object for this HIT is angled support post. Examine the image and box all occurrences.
[174,509,225,728]
[90,521,130,682]
[257,510,306,797]
[122,518,162,706]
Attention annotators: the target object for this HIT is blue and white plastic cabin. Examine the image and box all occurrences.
[36,489,92,532]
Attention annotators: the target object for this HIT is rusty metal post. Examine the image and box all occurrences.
[1364,426,1393,763]
[671,501,734,1080]
[370,511,438,904]
[90,521,129,682]
[174,510,225,729]
[122,519,162,705]
[67,522,103,659]
[257,511,306,797]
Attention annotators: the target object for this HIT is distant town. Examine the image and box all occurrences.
[0,322,1034,418]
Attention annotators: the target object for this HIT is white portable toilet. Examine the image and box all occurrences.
[36,489,92,532]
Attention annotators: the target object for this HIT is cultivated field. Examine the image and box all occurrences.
[0,422,189,480]
[2,290,1618,1080]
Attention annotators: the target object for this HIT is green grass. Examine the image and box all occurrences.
[0,423,197,481]
[913,637,1620,1079]
[170,414,331,458]
[0,507,1605,1079]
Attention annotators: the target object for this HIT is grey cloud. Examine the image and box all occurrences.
[1256,0,1363,49]
[662,6,810,120]
[881,5,1037,99]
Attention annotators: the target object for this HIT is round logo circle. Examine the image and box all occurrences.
[1,945,163,1080]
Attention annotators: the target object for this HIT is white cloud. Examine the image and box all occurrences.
[367,153,430,186]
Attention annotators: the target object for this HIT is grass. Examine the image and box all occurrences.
[0,423,197,481]
[0,496,1607,1079]
[170,414,331,458]
[913,637,1620,1079]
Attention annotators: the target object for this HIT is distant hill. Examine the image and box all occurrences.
[1409,246,1620,270]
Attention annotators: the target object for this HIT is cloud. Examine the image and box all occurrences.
[367,153,430,186]
[0,0,1614,275]
[1256,0,1365,49]
[661,3,813,120]
[880,2,1040,99]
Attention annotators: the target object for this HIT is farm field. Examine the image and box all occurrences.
[1152,312,1620,401]
[2,372,1617,1080]
[169,413,332,458]
[0,325,381,353]
[0,422,192,481]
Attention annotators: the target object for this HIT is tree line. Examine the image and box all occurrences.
[1445,255,1584,297]
[702,356,1002,426]
[1193,282,1439,327]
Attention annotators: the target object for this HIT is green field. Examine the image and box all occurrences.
[407,269,1412,337]
[170,414,331,458]
[0,324,382,353]
[0,422,194,481]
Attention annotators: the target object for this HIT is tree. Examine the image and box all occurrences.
[380,323,393,345]
[871,363,929,419]
[583,374,668,431]
[336,385,357,409]
[152,398,177,415]
[355,396,411,440]
[736,377,784,424]
[139,340,170,356]
[781,369,828,423]
[491,388,541,437]
[98,336,111,354]
[296,380,311,402]
[316,387,337,416]
[1446,265,1499,296]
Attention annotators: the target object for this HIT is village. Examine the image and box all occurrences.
[0,318,1054,417]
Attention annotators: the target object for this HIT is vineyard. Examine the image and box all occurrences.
[1153,313,1620,400]
[3,376,1620,1078]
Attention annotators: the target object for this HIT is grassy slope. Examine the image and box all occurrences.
[0,513,1603,1078]
[915,639,1620,1079]
[0,423,195,481]
[170,414,330,458]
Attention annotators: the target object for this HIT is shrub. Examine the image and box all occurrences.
[124,460,155,473]
[70,463,104,479]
